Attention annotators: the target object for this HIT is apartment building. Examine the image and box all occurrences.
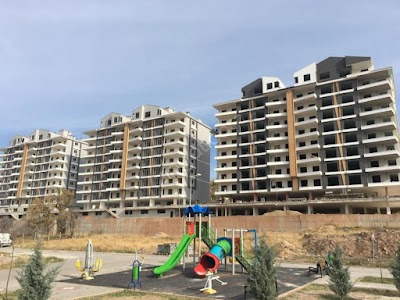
[76,105,211,218]
[213,56,400,215]
[0,129,84,219]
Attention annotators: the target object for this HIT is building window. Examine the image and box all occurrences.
[267,83,273,90]
[313,179,321,186]
[294,77,298,84]
[372,175,381,183]
[145,111,151,118]
[274,81,279,88]
[390,174,399,182]
[300,180,308,187]
[303,74,311,81]
[320,72,330,80]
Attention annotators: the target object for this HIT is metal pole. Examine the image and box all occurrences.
[199,213,202,261]
[183,215,186,269]
[224,229,227,271]
[193,214,196,265]
[232,229,235,275]
[240,229,244,273]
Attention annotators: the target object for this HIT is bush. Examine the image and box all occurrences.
[390,245,400,291]
[247,238,277,300]
[16,242,59,300]
[328,245,353,299]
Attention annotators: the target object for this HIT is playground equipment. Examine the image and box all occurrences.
[153,204,256,279]
[152,205,212,277]
[194,228,257,276]
[200,269,227,294]
[128,260,142,289]
[75,239,102,280]
[153,233,196,276]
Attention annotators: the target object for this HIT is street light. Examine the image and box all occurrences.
[189,173,202,208]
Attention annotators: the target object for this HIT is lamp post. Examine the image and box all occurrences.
[189,173,202,208]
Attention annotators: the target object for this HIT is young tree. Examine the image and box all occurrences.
[26,198,55,239]
[209,180,218,203]
[50,189,74,236]
[390,245,400,291]
[328,245,353,300]
[247,238,277,300]
[16,242,59,300]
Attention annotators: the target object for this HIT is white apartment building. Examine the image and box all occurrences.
[213,56,400,215]
[76,105,211,218]
[0,129,84,219]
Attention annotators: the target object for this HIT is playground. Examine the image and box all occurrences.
[58,204,318,299]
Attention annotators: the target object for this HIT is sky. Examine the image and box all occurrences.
[1,0,400,178]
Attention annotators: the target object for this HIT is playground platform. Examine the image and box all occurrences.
[57,262,317,299]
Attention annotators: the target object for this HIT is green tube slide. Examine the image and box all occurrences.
[153,233,196,277]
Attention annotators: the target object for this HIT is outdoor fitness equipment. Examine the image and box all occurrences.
[75,239,103,280]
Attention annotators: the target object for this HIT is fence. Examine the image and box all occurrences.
[76,214,400,236]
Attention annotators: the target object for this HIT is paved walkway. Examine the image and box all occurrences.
[0,248,397,299]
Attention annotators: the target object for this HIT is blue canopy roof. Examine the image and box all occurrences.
[184,204,213,216]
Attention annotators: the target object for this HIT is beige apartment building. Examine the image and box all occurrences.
[76,105,211,218]
[213,56,400,215]
[0,129,84,219]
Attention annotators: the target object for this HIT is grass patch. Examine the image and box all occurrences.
[280,284,400,300]
[0,255,64,270]
[352,287,400,297]
[0,290,19,300]
[358,276,394,285]
[78,289,204,299]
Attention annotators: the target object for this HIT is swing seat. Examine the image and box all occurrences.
[75,260,85,272]
[92,258,103,273]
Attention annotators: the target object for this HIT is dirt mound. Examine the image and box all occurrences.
[303,228,400,259]
[263,210,302,216]
[275,240,298,259]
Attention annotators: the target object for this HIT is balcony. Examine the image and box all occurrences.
[265,112,287,119]
[296,131,319,139]
[294,93,317,104]
[361,121,396,132]
[214,178,237,183]
[265,100,286,107]
[265,124,287,130]
[364,150,400,159]
[164,120,185,128]
[215,143,237,150]
[362,136,398,145]
[294,105,317,115]
[215,154,237,160]
[215,110,237,118]
[297,171,323,178]
[266,136,288,142]
[294,118,318,128]
[365,165,400,173]
[267,161,289,166]
[215,132,237,138]
[297,144,320,152]
[216,121,236,128]
[324,155,361,162]
[357,79,392,93]
[268,174,290,179]
[266,148,288,154]
[358,93,393,106]
[297,157,321,165]
[215,166,237,172]
[360,107,394,119]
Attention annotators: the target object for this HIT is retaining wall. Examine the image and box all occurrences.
[77,214,400,236]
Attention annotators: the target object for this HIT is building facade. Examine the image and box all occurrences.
[213,56,400,214]
[0,129,84,219]
[76,105,211,218]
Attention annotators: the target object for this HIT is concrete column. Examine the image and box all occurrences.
[377,207,381,214]
[253,207,259,216]
[307,205,313,214]
[364,207,367,214]
[283,205,288,211]
[386,204,392,215]
[344,204,351,214]
[308,191,313,200]
[228,208,232,216]
[224,207,228,216]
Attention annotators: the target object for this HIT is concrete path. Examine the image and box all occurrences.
[0,248,397,299]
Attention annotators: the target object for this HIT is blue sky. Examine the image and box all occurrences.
[1,1,400,178]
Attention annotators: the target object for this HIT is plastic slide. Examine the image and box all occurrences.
[194,239,231,276]
[153,233,196,276]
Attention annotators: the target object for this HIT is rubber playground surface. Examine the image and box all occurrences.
[59,262,317,299]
